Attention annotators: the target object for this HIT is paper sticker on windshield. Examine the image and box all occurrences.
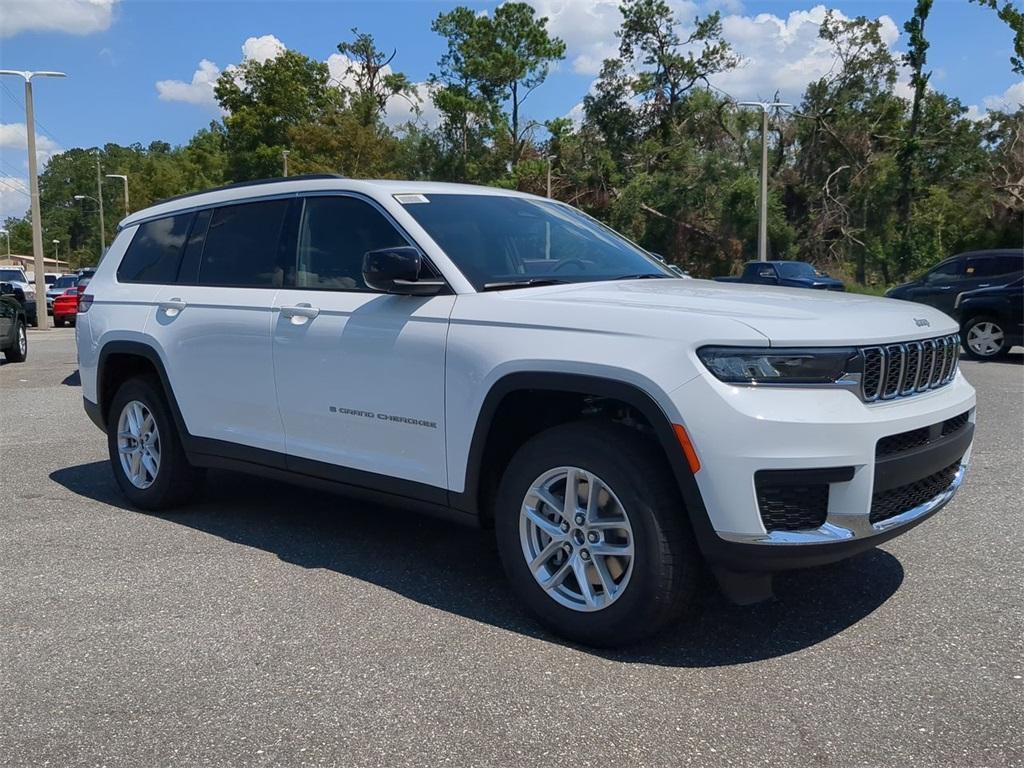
[394,193,429,204]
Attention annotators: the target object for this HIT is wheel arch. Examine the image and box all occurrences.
[451,371,714,543]
[96,340,189,439]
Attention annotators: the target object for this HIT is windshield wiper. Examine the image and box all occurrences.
[481,278,570,291]
[610,273,670,281]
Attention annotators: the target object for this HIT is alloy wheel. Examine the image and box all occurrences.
[17,325,26,356]
[117,400,161,489]
[519,466,635,612]
[967,321,1004,357]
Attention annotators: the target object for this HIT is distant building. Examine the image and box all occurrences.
[0,253,70,277]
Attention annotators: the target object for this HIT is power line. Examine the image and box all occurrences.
[0,80,63,147]
[0,177,30,198]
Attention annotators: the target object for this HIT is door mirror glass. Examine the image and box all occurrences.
[362,247,445,295]
[758,268,776,280]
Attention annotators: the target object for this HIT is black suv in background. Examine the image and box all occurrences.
[954,277,1023,360]
[0,282,28,363]
[886,249,1023,315]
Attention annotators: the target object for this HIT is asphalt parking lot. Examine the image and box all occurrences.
[1,328,1022,768]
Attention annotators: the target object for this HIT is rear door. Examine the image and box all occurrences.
[271,193,453,496]
[146,197,293,457]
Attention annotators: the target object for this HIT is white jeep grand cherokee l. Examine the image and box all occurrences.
[76,176,976,646]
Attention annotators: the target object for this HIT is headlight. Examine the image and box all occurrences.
[697,346,859,384]
[24,288,35,300]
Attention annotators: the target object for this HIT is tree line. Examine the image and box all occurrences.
[4,0,1022,286]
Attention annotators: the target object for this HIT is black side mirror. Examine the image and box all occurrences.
[362,246,445,296]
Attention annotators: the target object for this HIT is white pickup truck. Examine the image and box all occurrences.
[76,176,976,646]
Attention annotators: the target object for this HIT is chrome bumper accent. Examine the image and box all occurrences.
[719,463,966,546]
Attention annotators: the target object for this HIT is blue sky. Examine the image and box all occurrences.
[1,0,1021,220]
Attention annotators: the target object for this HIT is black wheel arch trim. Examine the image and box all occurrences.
[449,371,723,557]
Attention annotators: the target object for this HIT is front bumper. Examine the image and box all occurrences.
[671,369,976,573]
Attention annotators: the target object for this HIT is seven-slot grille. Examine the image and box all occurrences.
[860,335,960,402]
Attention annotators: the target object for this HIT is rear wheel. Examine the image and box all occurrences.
[494,421,700,646]
[3,320,27,363]
[54,316,65,328]
[962,315,1009,360]
[107,376,204,510]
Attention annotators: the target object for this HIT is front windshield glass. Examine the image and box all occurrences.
[401,194,670,289]
[0,269,26,282]
[54,276,77,289]
[776,262,819,278]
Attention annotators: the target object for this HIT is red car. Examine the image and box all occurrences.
[53,288,79,327]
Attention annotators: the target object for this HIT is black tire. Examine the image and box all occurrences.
[3,319,27,363]
[494,421,700,647]
[53,316,65,328]
[961,315,1010,360]
[106,375,205,510]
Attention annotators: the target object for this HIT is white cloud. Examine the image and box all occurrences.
[0,176,30,222]
[241,34,286,65]
[0,123,62,165]
[155,35,286,111]
[156,59,222,109]
[710,6,900,102]
[0,0,119,38]
[524,0,700,76]
[982,80,1024,112]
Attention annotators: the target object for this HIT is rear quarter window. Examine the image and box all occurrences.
[117,213,195,284]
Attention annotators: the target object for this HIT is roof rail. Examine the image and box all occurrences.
[154,173,347,207]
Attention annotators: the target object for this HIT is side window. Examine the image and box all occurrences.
[989,254,1023,277]
[964,257,993,277]
[198,200,290,288]
[295,196,409,291]
[117,213,195,284]
[926,261,961,282]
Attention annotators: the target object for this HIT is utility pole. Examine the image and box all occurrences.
[94,151,106,255]
[737,101,791,262]
[106,173,129,215]
[73,195,104,261]
[282,150,290,177]
[546,154,556,198]
[52,239,59,266]
[0,69,66,329]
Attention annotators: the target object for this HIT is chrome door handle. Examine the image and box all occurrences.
[158,298,186,317]
[978,284,991,288]
[279,303,320,324]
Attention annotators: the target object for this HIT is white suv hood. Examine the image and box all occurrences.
[505,278,958,346]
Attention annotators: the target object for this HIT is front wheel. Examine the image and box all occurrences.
[3,320,27,363]
[494,421,700,646]
[107,375,204,510]
[962,315,1009,360]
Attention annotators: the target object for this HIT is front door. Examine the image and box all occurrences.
[271,194,452,497]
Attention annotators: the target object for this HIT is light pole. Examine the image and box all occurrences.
[546,154,556,198]
[0,229,9,256]
[0,69,66,329]
[736,101,791,262]
[282,150,290,177]
[52,239,59,267]
[106,173,129,215]
[73,195,104,261]
[93,151,106,254]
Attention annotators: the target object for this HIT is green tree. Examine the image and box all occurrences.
[336,28,415,126]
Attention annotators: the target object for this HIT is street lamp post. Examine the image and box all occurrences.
[106,173,129,216]
[73,195,104,261]
[52,239,59,268]
[0,69,66,329]
[546,154,556,198]
[736,101,791,262]
[282,150,290,177]
[94,152,106,254]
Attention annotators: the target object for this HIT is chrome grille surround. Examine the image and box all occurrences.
[860,334,960,402]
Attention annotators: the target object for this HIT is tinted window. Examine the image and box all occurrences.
[199,200,290,287]
[402,194,669,290]
[776,262,819,278]
[53,275,77,289]
[926,261,961,281]
[967,253,1023,278]
[118,214,194,283]
[296,197,409,291]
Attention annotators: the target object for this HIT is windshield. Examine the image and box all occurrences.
[53,276,78,289]
[776,262,820,278]
[0,269,26,282]
[401,194,670,290]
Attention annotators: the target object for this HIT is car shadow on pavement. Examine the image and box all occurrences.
[51,461,904,667]
[62,369,80,386]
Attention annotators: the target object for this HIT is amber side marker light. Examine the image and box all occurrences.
[672,424,701,474]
